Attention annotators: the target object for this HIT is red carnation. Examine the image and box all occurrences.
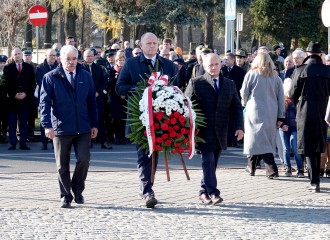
[143,131,147,136]
[176,133,182,138]
[179,116,185,123]
[164,119,170,125]
[155,145,162,151]
[156,137,163,143]
[174,142,181,148]
[183,138,189,143]
[169,131,177,138]
[161,123,169,130]
[156,112,164,121]
[173,125,180,131]
[168,126,174,132]
[165,139,171,146]
[170,118,177,125]
[174,112,180,119]
[181,128,187,134]
[171,149,177,154]
[154,123,160,130]
[162,133,169,139]
[177,148,184,154]
[169,113,174,119]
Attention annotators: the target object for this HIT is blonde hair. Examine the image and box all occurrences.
[115,52,126,63]
[250,52,278,77]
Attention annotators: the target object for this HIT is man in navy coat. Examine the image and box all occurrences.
[116,32,178,208]
[185,53,244,205]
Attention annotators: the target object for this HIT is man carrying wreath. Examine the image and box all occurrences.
[185,53,244,205]
[116,32,178,208]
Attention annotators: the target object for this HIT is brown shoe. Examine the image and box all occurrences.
[210,194,223,205]
[199,193,212,204]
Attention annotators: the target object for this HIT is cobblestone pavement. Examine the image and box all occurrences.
[1,169,330,239]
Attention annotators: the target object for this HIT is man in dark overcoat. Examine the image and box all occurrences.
[289,41,330,193]
[116,32,178,208]
[3,47,35,150]
[185,53,244,205]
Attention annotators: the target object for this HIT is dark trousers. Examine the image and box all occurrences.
[40,124,48,147]
[8,110,28,146]
[137,145,158,197]
[305,153,321,185]
[96,96,107,144]
[248,153,278,176]
[53,133,91,201]
[200,145,222,196]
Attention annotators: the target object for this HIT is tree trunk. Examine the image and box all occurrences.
[44,3,53,49]
[187,25,193,46]
[122,20,130,43]
[64,9,77,43]
[80,4,85,45]
[58,11,65,45]
[135,25,147,41]
[104,28,112,47]
[25,22,33,49]
[200,31,204,45]
[204,9,214,49]
[173,24,183,50]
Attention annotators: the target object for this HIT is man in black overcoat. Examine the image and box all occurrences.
[289,42,330,193]
[185,53,244,205]
[116,32,178,208]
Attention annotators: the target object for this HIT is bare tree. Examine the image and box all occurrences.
[0,0,34,55]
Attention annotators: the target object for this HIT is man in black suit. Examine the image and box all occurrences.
[36,49,58,150]
[116,32,178,208]
[185,53,244,205]
[3,47,36,150]
[83,49,112,149]
[222,52,245,148]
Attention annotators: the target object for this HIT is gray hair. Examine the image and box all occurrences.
[292,49,305,58]
[60,45,78,59]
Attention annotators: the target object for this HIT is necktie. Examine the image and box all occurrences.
[18,63,21,73]
[69,72,75,90]
[89,65,92,76]
[213,79,219,92]
[228,67,231,72]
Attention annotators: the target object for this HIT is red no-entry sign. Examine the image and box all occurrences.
[28,5,48,26]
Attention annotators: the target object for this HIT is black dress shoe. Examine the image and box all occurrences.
[210,194,223,205]
[74,194,84,204]
[199,193,212,204]
[145,194,158,208]
[309,184,320,193]
[19,145,31,150]
[61,197,72,208]
[8,145,16,150]
[267,172,279,179]
[245,166,255,176]
[101,142,112,149]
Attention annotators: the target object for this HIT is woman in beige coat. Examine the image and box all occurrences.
[240,52,285,178]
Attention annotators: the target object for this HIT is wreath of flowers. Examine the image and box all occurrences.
[127,71,205,160]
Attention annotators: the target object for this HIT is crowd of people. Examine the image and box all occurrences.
[1,33,330,208]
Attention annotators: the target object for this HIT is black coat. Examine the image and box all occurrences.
[221,64,245,98]
[82,62,107,96]
[185,73,243,151]
[289,55,330,154]
[3,61,36,110]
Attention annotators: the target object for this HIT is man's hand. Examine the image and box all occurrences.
[15,92,26,100]
[235,130,244,141]
[45,128,55,140]
[91,128,98,139]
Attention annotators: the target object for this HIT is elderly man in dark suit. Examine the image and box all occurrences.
[116,32,178,208]
[185,53,244,205]
[83,49,111,149]
[3,47,36,150]
[36,49,58,150]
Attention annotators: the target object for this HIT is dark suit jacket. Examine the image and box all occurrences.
[221,64,245,97]
[3,61,36,110]
[36,59,58,87]
[82,62,107,95]
[116,53,178,96]
[185,73,243,151]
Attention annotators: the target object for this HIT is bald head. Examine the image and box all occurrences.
[203,53,221,78]
[83,49,95,64]
[46,49,56,64]
[140,32,158,58]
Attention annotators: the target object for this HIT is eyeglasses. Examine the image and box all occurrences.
[134,52,141,55]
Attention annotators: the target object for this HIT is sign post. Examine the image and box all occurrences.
[321,0,330,54]
[28,5,48,63]
[236,13,243,52]
[225,0,236,53]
